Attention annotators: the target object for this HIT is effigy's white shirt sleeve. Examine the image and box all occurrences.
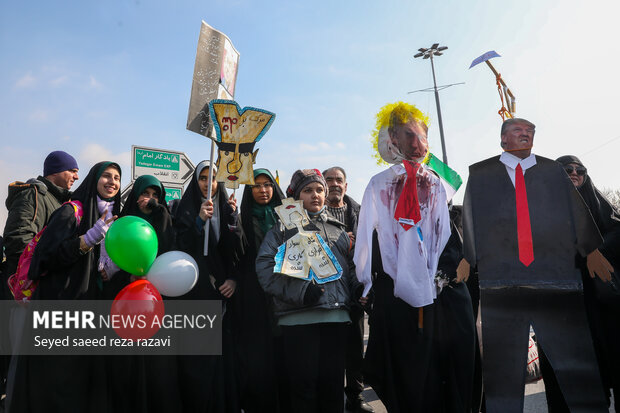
[353,180,378,298]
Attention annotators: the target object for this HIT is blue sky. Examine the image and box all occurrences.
[2,0,620,231]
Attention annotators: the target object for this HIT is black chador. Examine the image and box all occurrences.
[539,155,620,411]
[462,155,608,413]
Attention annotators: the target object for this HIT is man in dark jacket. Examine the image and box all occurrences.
[1,150,78,405]
[323,166,371,413]
[324,167,360,244]
[3,150,79,282]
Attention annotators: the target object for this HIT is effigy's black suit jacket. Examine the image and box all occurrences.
[462,154,602,289]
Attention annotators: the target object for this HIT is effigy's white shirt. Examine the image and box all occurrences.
[499,151,537,187]
[354,164,451,308]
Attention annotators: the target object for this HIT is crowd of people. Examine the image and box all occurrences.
[0,103,619,413]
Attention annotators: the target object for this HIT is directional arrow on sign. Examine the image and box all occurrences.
[181,157,193,181]
[132,145,195,186]
[120,184,133,208]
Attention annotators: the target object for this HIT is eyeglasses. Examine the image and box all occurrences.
[251,182,274,190]
[564,166,587,176]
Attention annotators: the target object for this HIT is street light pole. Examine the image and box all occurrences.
[428,52,448,165]
[414,44,449,165]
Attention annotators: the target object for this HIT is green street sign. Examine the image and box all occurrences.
[132,145,194,186]
[135,149,180,170]
[165,187,183,203]
[120,183,184,208]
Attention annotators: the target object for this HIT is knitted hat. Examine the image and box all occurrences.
[43,151,79,176]
[286,169,327,199]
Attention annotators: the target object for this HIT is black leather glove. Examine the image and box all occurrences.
[303,283,324,305]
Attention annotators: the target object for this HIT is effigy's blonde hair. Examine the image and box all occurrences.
[370,102,430,165]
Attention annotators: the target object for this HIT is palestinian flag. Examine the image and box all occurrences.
[422,152,462,201]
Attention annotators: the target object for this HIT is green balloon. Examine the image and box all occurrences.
[105,216,158,276]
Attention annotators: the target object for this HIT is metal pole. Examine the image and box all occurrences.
[206,139,215,201]
[429,53,449,165]
[203,138,216,255]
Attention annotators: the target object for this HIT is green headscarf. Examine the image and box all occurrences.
[250,169,278,236]
[130,175,163,220]
[96,161,122,201]
[133,175,162,200]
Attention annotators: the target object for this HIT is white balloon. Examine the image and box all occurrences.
[146,251,198,297]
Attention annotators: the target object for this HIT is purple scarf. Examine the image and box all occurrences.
[97,197,119,277]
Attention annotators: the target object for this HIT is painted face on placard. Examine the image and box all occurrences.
[215,144,258,189]
[208,100,275,189]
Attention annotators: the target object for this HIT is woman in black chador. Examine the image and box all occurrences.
[235,168,285,413]
[173,160,243,413]
[538,155,620,412]
[104,174,175,297]
[104,174,179,413]
[432,205,476,413]
[7,161,122,413]
[119,175,174,255]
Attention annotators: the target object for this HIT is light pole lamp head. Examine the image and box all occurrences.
[414,44,447,60]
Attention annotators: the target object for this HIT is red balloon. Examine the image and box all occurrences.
[110,279,165,341]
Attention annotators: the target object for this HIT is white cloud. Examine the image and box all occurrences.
[29,110,49,122]
[15,73,36,88]
[299,143,317,151]
[297,141,341,152]
[50,75,69,86]
[89,75,103,90]
[79,144,131,184]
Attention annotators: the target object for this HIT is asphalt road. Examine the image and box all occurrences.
[353,316,616,413]
[356,380,615,413]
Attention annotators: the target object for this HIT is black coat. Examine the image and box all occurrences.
[172,171,243,413]
[235,169,285,412]
[104,177,175,298]
[343,194,361,235]
[256,211,357,317]
[463,155,602,289]
[29,161,122,300]
[9,161,122,413]
[173,173,242,299]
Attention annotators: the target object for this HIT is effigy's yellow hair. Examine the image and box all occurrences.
[370,102,430,165]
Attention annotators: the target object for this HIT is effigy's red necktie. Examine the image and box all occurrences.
[394,160,421,231]
[515,164,534,266]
